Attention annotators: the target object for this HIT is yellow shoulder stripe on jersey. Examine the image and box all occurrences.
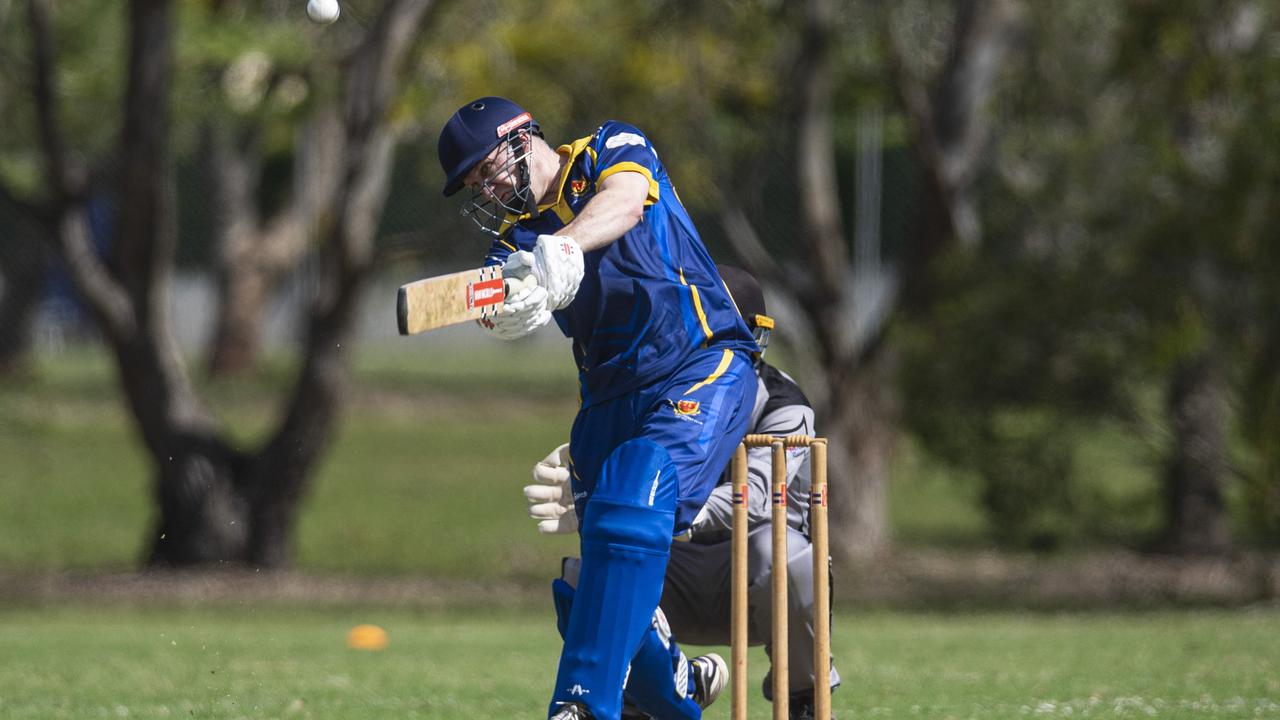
[684,349,734,395]
[679,268,714,343]
[499,238,517,253]
[537,135,597,224]
[598,161,660,206]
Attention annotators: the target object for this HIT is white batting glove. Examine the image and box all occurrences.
[524,442,578,535]
[477,255,551,340]
[501,250,537,281]
[532,235,584,311]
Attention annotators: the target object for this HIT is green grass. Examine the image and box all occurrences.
[0,605,1277,718]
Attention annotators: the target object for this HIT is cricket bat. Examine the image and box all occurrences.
[396,266,536,335]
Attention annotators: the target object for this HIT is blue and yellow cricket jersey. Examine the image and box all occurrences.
[483,121,756,408]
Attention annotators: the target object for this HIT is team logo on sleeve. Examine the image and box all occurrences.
[664,398,704,424]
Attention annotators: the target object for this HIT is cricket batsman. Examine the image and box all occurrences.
[437,97,758,719]
[528,266,842,720]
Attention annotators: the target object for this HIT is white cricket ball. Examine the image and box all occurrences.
[306,0,340,24]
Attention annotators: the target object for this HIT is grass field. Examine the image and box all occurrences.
[1,605,1277,719]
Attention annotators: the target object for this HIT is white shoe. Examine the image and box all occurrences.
[549,702,591,720]
[690,653,728,709]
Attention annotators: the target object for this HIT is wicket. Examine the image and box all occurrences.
[730,434,831,720]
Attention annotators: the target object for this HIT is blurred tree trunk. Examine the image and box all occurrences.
[1243,316,1280,543]
[1161,351,1231,554]
[25,0,438,567]
[724,0,1016,560]
[203,104,343,377]
[0,202,50,374]
[791,0,896,559]
[888,0,1018,310]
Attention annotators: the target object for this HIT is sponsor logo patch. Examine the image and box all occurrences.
[496,112,532,138]
[605,131,647,149]
[468,278,505,309]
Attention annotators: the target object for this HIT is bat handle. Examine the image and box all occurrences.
[503,274,538,298]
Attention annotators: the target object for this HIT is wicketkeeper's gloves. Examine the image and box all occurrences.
[524,442,578,534]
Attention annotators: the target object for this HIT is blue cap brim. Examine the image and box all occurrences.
[442,143,500,197]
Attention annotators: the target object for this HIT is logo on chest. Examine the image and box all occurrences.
[569,178,588,197]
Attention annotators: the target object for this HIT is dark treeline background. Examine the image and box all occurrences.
[0,0,1276,572]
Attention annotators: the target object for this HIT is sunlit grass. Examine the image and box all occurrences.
[0,605,1276,719]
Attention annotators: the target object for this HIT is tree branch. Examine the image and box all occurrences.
[24,0,135,340]
[260,0,437,490]
[793,0,848,302]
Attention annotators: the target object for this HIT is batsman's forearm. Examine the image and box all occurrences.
[560,173,649,252]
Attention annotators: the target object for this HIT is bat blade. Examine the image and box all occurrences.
[396,266,508,335]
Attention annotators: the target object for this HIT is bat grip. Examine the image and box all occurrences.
[502,274,538,298]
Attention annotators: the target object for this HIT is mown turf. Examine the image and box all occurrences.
[0,605,1277,718]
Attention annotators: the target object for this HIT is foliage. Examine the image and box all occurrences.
[897,0,1280,549]
[5,0,1278,552]
[0,0,123,196]
[898,250,1143,549]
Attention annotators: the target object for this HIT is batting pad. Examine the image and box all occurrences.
[550,439,679,720]
[551,579,702,720]
[622,605,702,719]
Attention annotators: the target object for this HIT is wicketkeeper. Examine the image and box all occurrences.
[438,98,757,720]
[527,267,842,720]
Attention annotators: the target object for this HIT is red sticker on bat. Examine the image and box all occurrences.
[469,278,505,309]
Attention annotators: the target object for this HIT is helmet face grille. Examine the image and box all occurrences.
[752,323,772,361]
[460,132,535,238]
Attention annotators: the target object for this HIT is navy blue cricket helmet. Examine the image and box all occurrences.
[437,96,540,197]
